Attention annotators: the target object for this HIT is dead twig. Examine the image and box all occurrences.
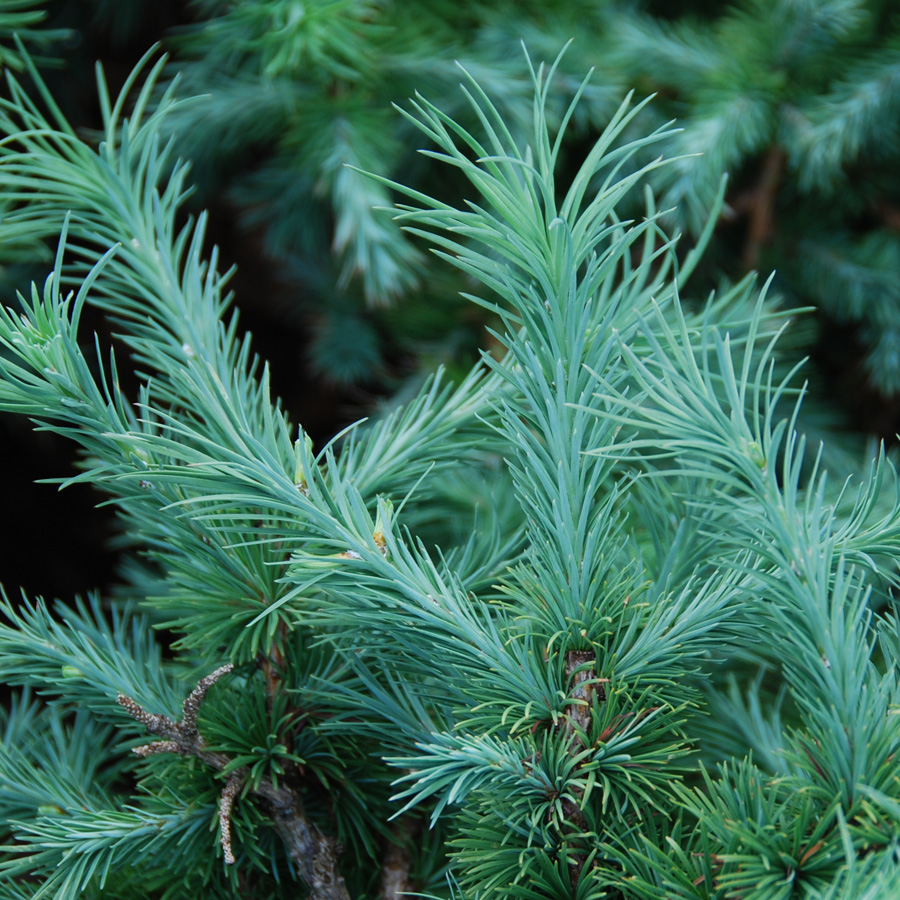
[118,665,351,900]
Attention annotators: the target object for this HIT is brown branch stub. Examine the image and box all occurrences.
[132,740,182,758]
[558,649,602,895]
[742,144,786,269]
[182,663,234,738]
[875,199,900,233]
[115,694,180,740]
[219,772,243,865]
[117,663,233,756]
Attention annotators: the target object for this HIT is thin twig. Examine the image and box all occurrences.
[219,773,243,865]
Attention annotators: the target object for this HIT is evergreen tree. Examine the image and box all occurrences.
[1,42,900,900]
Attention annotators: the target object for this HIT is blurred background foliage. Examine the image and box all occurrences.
[2,0,900,596]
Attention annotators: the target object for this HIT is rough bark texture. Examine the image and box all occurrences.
[254,781,350,900]
[380,820,419,900]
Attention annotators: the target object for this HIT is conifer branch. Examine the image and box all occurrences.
[117,664,351,899]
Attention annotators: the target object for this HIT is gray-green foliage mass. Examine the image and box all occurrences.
[0,36,899,900]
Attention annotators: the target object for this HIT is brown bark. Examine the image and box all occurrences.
[254,780,350,900]
[380,820,419,900]
[737,145,786,269]
[875,199,900,232]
